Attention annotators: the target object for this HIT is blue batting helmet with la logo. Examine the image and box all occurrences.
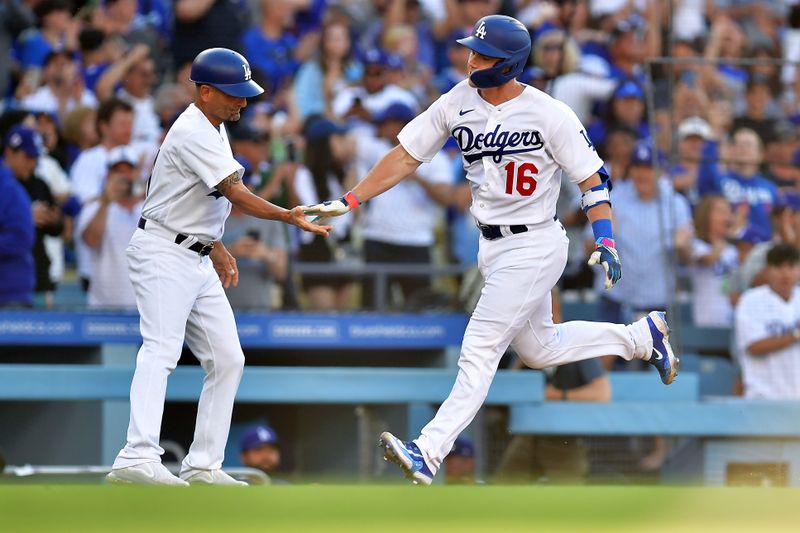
[190,48,264,98]
[457,15,532,88]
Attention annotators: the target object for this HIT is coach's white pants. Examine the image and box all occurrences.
[415,221,652,472]
[112,229,244,472]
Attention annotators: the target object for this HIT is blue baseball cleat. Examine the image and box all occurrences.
[646,311,679,384]
[379,431,434,485]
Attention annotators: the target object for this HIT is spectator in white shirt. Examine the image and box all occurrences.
[355,101,453,309]
[75,146,143,309]
[20,50,98,120]
[687,195,739,328]
[70,98,134,290]
[735,243,800,399]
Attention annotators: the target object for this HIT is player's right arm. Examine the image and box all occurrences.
[301,145,422,218]
[304,88,452,218]
[215,171,331,237]
[547,99,620,289]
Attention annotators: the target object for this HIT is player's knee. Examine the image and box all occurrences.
[218,348,245,376]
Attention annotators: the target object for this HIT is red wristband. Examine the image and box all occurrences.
[343,191,361,209]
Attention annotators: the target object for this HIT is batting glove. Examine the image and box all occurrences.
[303,191,360,219]
[588,237,622,289]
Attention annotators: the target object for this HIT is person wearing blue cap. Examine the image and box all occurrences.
[586,79,648,151]
[239,425,281,476]
[589,142,693,330]
[444,437,476,484]
[729,193,800,300]
[434,30,472,95]
[356,100,453,309]
[0,132,35,308]
[4,125,63,305]
[331,48,417,129]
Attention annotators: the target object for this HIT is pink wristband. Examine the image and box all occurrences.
[343,191,361,209]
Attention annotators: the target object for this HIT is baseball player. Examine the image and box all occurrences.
[107,48,329,486]
[303,15,678,485]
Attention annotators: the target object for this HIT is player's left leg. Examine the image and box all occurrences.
[394,222,570,479]
[179,265,246,485]
[511,290,652,369]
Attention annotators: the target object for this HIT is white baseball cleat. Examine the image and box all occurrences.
[180,469,248,486]
[106,462,189,486]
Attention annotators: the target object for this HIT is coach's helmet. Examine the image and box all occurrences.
[189,48,264,98]
[457,15,532,88]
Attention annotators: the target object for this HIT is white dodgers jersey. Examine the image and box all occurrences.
[397,80,603,225]
[141,104,244,242]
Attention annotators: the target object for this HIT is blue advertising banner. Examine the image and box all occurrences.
[0,311,468,348]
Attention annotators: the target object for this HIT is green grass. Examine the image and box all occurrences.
[1,485,799,532]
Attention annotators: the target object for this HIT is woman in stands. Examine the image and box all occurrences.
[687,195,739,327]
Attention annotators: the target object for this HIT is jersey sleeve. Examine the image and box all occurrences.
[397,92,451,163]
[181,130,244,190]
[546,100,605,184]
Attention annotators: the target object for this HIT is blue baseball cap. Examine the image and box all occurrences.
[448,437,475,458]
[239,425,279,452]
[630,142,654,166]
[613,80,645,100]
[374,102,416,124]
[303,115,349,141]
[735,225,771,244]
[385,53,404,71]
[361,48,389,67]
[776,191,800,212]
[4,125,43,158]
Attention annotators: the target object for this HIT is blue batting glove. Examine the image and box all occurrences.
[587,237,622,289]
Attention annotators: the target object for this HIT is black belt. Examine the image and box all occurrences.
[138,217,215,256]
[477,215,558,241]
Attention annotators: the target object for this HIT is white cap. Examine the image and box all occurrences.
[107,145,139,168]
[677,116,711,140]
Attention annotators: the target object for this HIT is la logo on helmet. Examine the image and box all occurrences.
[475,21,487,39]
[242,64,252,81]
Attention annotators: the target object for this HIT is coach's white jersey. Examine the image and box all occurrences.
[398,80,603,225]
[735,285,800,399]
[141,104,243,242]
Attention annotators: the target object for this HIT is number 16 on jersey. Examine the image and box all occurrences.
[504,161,538,196]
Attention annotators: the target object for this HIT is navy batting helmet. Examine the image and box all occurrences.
[457,15,531,88]
[189,48,264,98]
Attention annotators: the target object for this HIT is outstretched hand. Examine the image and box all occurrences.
[588,238,622,290]
[302,197,352,219]
[288,206,332,236]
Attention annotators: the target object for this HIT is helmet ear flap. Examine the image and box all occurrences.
[460,15,532,88]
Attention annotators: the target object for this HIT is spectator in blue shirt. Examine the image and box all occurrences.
[291,20,362,121]
[243,0,316,95]
[15,0,74,70]
[591,142,693,324]
[433,30,469,95]
[586,80,649,150]
[0,154,35,308]
[698,127,778,239]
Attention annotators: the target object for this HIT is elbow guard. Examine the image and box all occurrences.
[580,167,612,213]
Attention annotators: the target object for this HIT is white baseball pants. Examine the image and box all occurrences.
[112,229,244,473]
[415,220,652,472]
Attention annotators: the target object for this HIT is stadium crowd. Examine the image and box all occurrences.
[1,0,800,405]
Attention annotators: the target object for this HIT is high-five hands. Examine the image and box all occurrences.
[287,206,332,236]
[302,191,361,221]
